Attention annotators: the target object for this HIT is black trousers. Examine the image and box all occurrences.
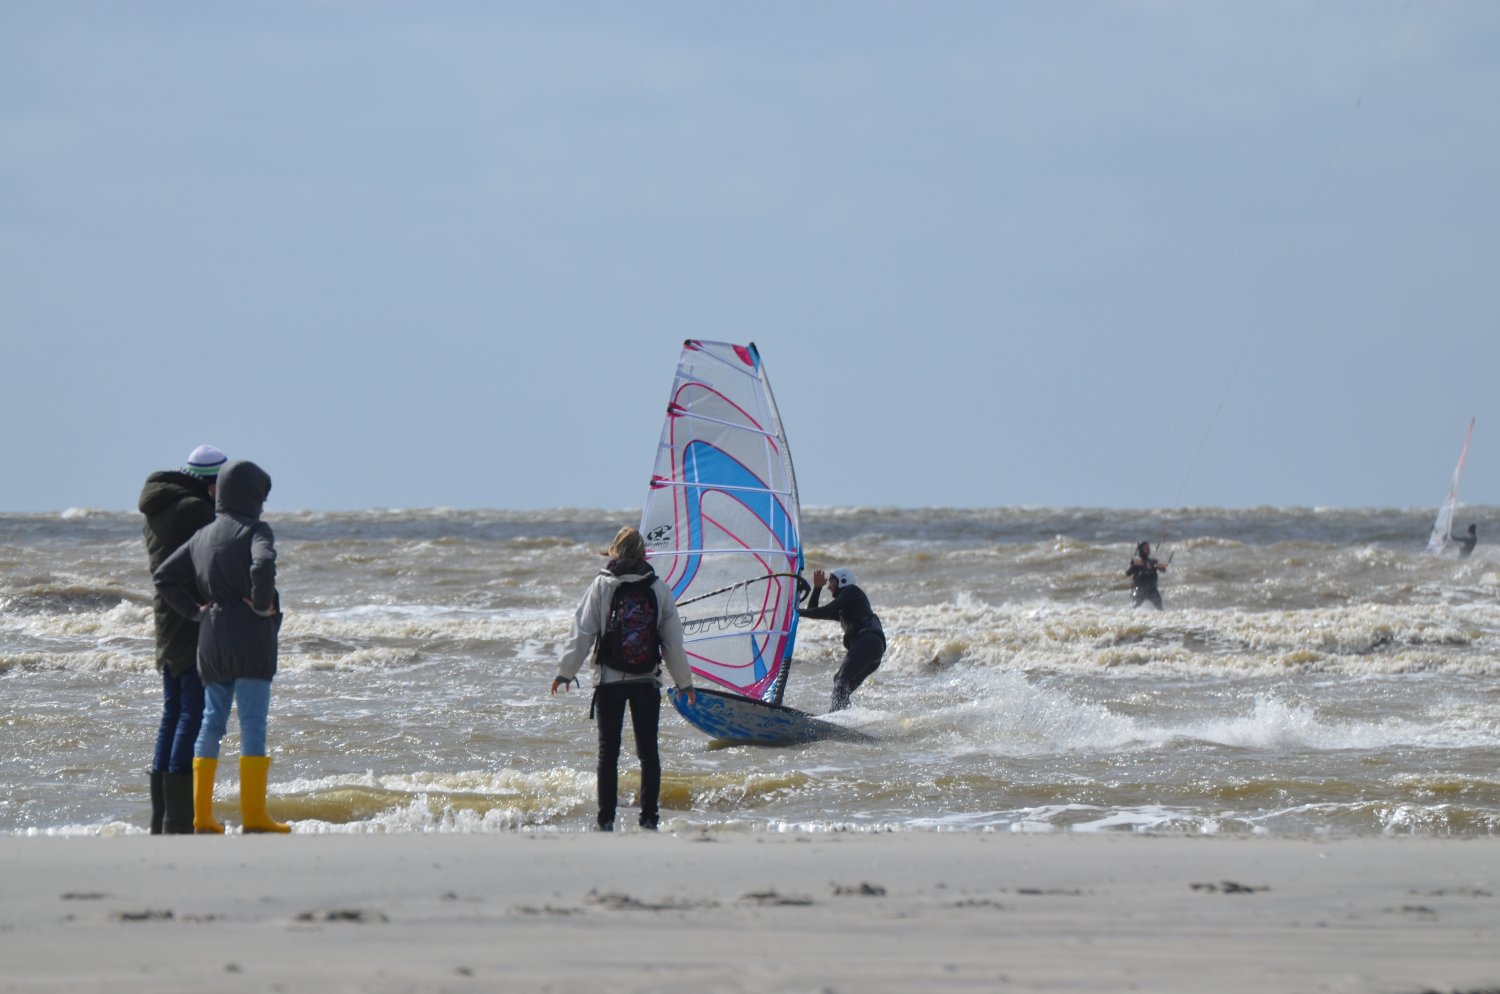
[594,681,661,828]
[830,631,886,712]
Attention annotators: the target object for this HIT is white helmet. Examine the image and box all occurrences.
[829,567,857,588]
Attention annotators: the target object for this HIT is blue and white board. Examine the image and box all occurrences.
[669,687,871,746]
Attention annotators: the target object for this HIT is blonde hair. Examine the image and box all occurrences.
[604,525,647,561]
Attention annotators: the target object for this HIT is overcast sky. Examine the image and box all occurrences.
[3,1,1496,512]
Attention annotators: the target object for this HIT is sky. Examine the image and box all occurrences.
[3,1,1497,512]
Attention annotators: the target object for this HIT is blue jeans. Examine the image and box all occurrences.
[195,679,272,759]
[153,668,205,774]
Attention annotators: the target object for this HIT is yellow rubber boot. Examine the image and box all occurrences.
[192,757,224,834]
[240,756,291,834]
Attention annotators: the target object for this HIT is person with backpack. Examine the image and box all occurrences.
[552,526,695,831]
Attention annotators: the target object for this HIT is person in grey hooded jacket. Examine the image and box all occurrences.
[553,526,695,831]
[154,459,290,834]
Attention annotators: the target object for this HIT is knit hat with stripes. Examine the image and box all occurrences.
[183,444,228,481]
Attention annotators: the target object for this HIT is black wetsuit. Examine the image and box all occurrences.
[1457,527,1477,559]
[798,584,885,711]
[1126,556,1164,610]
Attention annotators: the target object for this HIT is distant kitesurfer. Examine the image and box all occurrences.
[138,444,224,834]
[797,567,886,712]
[1457,523,1478,559]
[553,526,695,832]
[1126,541,1167,610]
[154,460,290,834]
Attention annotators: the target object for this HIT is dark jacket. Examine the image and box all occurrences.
[138,471,216,677]
[1457,527,1477,558]
[798,584,884,649]
[154,461,280,685]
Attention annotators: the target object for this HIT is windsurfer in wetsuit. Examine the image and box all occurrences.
[797,567,885,712]
[1457,523,1478,559]
[1126,541,1167,610]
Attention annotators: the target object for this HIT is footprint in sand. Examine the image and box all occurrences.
[585,890,711,912]
[294,908,389,923]
[1190,881,1269,895]
[831,881,886,896]
[740,889,814,906]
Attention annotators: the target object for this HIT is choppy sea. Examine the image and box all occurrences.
[3,506,1498,838]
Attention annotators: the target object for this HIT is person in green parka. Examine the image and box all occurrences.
[138,444,225,834]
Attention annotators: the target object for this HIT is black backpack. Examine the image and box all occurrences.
[596,577,661,675]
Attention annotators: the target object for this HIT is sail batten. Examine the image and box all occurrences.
[649,478,794,499]
[648,547,800,559]
[665,409,784,441]
[642,341,802,702]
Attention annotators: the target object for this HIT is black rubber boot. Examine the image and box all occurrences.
[162,772,195,835]
[149,770,165,835]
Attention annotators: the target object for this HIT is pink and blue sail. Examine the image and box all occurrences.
[642,341,802,702]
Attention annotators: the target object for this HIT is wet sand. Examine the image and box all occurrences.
[2,832,1497,994]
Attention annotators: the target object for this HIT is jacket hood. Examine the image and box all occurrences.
[216,460,272,518]
[138,471,212,515]
[604,557,655,581]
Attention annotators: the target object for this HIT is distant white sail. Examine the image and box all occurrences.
[1425,417,1476,555]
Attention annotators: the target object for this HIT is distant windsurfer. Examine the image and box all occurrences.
[797,567,885,712]
[1457,523,1477,559]
[1126,541,1167,610]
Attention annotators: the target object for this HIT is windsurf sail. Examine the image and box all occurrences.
[642,341,802,702]
[1425,417,1476,555]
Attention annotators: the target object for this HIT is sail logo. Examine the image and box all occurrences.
[683,612,756,636]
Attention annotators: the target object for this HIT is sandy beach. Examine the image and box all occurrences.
[1,832,1496,994]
